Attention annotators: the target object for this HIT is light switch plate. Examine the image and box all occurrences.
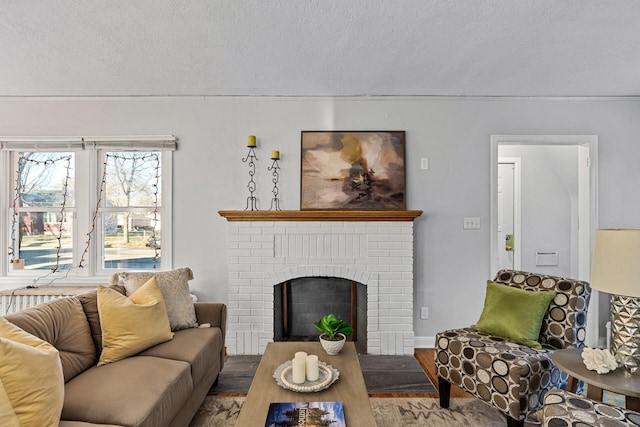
[463,217,480,229]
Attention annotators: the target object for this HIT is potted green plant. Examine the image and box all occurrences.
[313,313,354,355]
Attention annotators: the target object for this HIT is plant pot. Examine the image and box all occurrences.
[319,333,346,355]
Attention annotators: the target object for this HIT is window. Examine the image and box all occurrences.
[0,136,175,284]
[100,151,163,271]
[11,152,76,272]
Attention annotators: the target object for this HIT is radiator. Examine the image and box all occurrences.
[1,285,97,316]
[1,293,70,315]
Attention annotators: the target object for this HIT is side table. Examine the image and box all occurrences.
[552,348,640,411]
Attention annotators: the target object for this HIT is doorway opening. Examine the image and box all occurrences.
[497,157,522,271]
[490,135,599,347]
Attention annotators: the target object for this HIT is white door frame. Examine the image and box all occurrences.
[498,157,522,270]
[490,135,600,347]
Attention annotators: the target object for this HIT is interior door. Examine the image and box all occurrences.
[497,162,515,270]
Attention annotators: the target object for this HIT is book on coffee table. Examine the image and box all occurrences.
[265,401,346,427]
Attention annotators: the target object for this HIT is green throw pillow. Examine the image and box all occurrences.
[472,280,556,349]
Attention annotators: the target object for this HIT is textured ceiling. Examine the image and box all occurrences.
[1,1,639,97]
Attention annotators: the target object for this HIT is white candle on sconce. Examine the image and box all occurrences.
[292,353,306,384]
[306,354,319,381]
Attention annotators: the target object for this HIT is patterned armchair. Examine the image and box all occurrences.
[542,390,640,426]
[435,270,591,427]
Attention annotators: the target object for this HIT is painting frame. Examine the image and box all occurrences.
[300,130,406,210]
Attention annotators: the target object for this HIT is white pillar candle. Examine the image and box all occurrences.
[295,351,307,359]
[306,354,319,381]
[292,355,306,384]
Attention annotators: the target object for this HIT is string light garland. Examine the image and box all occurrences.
[8,157,26,262]
[9,154,72,286]
[150,157,161,268]
[78,156,108,269]
[97,152,161,269]
[52,159,72,273]
[9,151,162,287]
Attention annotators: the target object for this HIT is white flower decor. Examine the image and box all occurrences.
[581,347,618,374]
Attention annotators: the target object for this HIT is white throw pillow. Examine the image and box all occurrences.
[113,267,198,330]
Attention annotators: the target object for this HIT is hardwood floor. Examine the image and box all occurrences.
[365,348,471,399]
[414,348,472,398]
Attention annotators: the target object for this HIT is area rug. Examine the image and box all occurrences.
[189,396,508,427]
[210,354,436,395]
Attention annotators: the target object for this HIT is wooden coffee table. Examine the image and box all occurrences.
[234,341,376,427]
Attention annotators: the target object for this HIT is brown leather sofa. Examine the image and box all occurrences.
[2,286,226,427]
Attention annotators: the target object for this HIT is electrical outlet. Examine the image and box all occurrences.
[420,307,429,319]
[420,158,429,170]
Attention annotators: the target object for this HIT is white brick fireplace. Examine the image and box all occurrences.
[219,210,422,355]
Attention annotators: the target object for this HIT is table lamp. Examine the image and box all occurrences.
[590,229,640,373]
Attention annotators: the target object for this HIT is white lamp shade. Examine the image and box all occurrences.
[591,229,640,298]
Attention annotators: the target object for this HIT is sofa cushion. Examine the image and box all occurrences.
[0,317,64,427]
[4,297,96,382]
[139,326,223,386]
[97,278,173,366]
[76,285,125,357]
[113,267,198,331]
[63,356,192,427]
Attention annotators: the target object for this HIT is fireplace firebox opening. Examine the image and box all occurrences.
[274,277,367,354]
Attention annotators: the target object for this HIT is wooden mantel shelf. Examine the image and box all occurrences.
[218,210,423,222]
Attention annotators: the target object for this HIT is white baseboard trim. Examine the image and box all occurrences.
[414,336,435,349]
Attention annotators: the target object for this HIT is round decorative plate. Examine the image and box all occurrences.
[273,360,339,392]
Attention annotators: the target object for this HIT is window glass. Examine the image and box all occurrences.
[101,152,162,270]
[104,152,162,207]
[12,152,75,271]
[17,152,75,207]
[102,211,161,269]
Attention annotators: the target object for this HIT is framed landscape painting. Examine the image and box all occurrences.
[301,131,406,210]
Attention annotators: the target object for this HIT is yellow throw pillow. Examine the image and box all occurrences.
[0,317,64,427]
[97,277,174,366]
[114,267,198,331]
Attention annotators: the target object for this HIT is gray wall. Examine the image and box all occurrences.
[1,96,639,342]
